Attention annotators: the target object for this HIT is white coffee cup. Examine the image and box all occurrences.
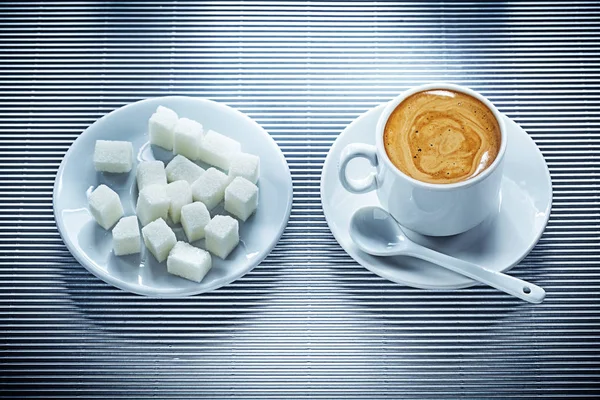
[339,83,507,237]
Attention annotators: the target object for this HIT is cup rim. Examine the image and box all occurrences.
[375,82,507,191]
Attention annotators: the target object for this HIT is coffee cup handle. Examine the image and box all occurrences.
[339,143,379,193]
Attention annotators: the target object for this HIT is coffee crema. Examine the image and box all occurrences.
[383,89,501,184]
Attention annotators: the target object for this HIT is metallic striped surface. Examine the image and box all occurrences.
[1,1,599,398]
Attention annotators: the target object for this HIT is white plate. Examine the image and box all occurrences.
[321,105,552,290]
[54,96,293,297]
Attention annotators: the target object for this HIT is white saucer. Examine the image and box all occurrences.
[321,105,552,290]
[54,96,293,297]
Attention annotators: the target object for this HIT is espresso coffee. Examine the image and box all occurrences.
[383,89,501,184]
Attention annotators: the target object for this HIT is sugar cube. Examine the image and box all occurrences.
[173,117,204,160]
[197,129,242,171]
[167,241,212,283]
[136,184,170,226]
[228,152,260,184]
[141,218,177,263]
[191,167,229,210]
[166,180,193,224]
[112,216,141,256]
[180,201,211,242]
[93,140,134,173]
[88,184,124,230]
[149,105,178,150]
[165,155,205,184]
[224,176,259,222]
[205,215,239,259]
[136,160,167,191]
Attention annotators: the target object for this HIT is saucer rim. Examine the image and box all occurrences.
[53,96,293,297]
[320,104,552,290]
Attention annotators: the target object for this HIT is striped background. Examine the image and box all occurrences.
[1,1,599,398]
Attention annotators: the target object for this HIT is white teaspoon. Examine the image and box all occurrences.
[349,206,545,304]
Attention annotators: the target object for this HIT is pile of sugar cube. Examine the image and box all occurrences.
[88,105,260,283]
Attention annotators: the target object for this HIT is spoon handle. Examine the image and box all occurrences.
[410,246,546,304]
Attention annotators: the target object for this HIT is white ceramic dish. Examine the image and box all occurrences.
[321,105,552,290]
[54,96,293,297]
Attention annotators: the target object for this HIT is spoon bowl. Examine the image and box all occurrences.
[349,206,411,255]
